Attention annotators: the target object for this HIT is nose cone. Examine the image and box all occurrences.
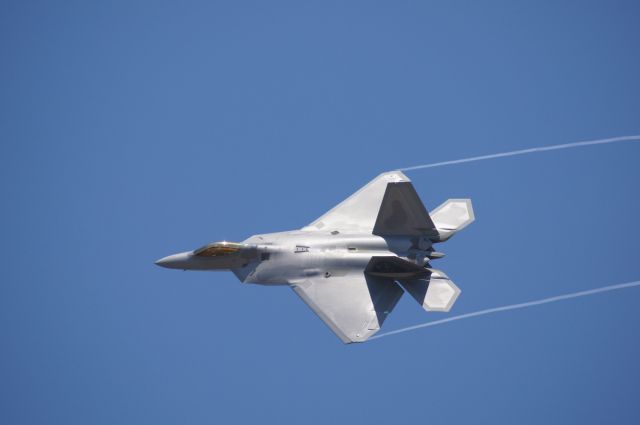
[155,252,191,269]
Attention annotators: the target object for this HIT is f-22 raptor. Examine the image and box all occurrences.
[156,171,474,343]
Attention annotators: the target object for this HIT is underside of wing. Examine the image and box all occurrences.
[302,171,411,233]
[291,273,404,343]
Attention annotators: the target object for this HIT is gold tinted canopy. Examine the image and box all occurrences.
[193,241,243,257]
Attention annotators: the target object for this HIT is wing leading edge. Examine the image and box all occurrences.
[303,171,430,234]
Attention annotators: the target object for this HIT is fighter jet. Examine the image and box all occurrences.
[156,171,474,343]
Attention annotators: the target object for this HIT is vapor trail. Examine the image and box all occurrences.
[400,135,640,171]
[371,280,640,340]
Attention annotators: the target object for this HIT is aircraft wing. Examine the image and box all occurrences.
[290,273,404,343]
[302,171,436,235]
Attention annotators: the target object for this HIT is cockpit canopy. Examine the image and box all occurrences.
[193,241,244,257]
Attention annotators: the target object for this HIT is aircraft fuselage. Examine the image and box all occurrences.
[155,231,436,285]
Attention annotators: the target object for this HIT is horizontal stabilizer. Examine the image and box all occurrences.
[430,199,474,241]
[399,269,461,312]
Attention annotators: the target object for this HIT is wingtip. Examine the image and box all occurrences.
[375,170,411,183]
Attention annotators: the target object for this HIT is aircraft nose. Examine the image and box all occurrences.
[155,256,171,268]
[155,252,190,269]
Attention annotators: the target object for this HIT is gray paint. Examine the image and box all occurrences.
[156,171,474,343]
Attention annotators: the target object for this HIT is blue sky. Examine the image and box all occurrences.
[1,1,639,424]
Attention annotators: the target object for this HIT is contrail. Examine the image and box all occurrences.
[371,280,640,340]
[378,135,640,340]
[400,135,640,171]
